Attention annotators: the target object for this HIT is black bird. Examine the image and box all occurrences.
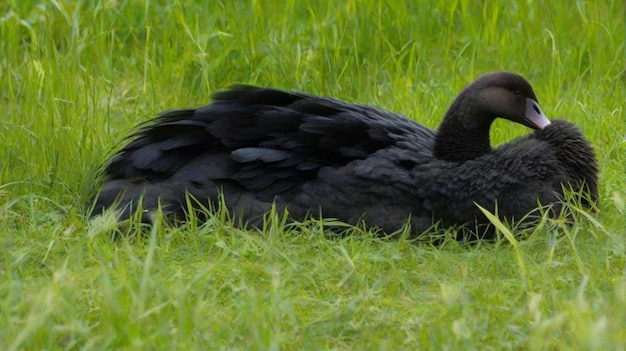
[92,72,598,238]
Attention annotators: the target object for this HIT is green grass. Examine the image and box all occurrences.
[1,0,625,349]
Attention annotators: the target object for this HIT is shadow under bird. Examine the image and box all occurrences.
[91,71,598,239]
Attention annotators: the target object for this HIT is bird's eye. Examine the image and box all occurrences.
[513,89,521,96]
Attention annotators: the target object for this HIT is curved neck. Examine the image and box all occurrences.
[433,96,495,161]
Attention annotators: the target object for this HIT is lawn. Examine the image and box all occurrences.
[1,0,625,349]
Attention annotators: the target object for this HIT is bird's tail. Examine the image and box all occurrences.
[89,179,179,224]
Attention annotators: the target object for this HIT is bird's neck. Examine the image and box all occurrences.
[433,99,495,162]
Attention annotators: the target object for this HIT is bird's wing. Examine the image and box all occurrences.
[102,86,436,198]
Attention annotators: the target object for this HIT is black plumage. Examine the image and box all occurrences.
[91,72,598,238]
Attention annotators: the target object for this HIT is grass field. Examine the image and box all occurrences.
[1,0,625,349]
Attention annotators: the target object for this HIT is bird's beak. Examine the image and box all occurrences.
[523,98,551,130]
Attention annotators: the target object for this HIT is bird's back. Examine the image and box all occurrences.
[93,86,437,225]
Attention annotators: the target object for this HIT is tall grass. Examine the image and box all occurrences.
[1,0,624,349]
